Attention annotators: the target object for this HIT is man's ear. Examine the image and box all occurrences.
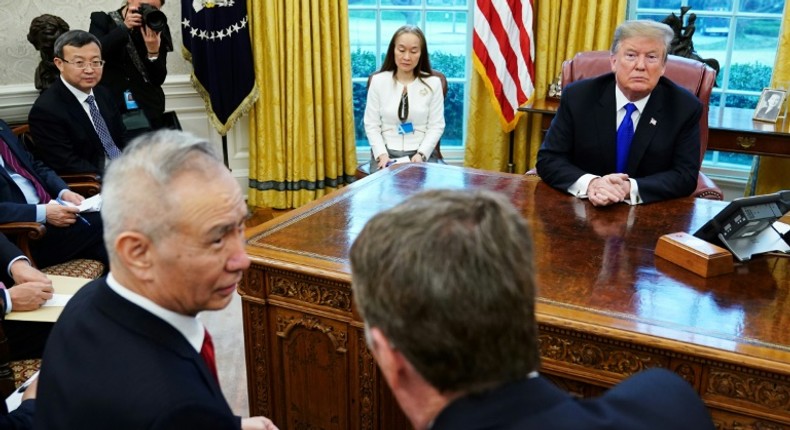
[54,57,65,74]
[114,232,155,281]
[369,327,420,392]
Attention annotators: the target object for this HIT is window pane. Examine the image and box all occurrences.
[353,82,370,147]
[381,10,424,42]
[687,0,733,11]
[738,0,784,13]
[726,18,780,94]
[443,82,464,147]
[381,0,421,4]
[349,10,378,78]
[424,11,467,78]
[427,0,468,5]
[635,0,681,8]
[349,0,376,5]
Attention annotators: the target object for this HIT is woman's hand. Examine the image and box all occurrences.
[410,153,423,163]
[377,154,391,169]
[142,25,161,55]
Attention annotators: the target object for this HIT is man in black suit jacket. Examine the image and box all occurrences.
[35,131,278,430]
[28,30,125,176]
[537,20,701,205]
[350,189,714,430]
[0,119,107,271]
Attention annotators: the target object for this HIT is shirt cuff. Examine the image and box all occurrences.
[7,256,30,278]
[625,178,642,205]
[36,204,46,223]
[568,174,599,198]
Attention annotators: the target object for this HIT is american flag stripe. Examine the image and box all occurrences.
[473,0,535,131]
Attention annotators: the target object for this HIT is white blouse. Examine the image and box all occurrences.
[363,71,445,160]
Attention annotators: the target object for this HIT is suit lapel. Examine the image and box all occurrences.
[0,122,50,196]
[94,282,227,397]
[628,81,666,173]
[54,80,105,151]
[594,79,618,173]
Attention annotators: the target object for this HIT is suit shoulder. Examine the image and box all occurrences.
[658,77,702,105]
[563,73,614,97]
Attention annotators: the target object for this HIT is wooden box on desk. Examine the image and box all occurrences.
[655,232,734,277]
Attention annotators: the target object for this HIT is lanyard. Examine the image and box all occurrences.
[398,86,409,123]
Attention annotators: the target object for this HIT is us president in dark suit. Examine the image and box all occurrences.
[350,189,714,430]
[28,30,125,176]
[537,20,701,206]
[34,131,278,430]
[0,119,107,270]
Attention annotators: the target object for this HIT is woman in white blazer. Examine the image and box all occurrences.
[364,25,445,173]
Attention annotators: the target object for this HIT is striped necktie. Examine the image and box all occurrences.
[85,95,122,159]
[0,136,51,203]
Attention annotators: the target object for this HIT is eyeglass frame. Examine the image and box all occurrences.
[58,58,106,69]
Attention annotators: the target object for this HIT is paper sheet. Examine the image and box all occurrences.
[5,275,91,322]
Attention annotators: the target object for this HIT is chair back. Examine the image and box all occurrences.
[560,51,717,162]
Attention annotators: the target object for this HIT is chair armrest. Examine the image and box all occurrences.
[692,172,724,200]
[0,222,47,263]
[60,173,101,183]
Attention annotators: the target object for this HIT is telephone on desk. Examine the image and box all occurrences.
[694,190,790,261]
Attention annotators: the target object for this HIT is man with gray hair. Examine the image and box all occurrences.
[34,130,278,430]
[350,189,714,429]
[537,20,702,206]
[29,29,125,176]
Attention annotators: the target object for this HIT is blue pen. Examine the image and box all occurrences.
[56,198,91,226]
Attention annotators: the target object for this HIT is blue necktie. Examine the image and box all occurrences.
[616,103,637,173]
[85,95,122,160]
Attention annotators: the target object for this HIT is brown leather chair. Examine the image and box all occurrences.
[355,70,449,180]
[543,50,723,200]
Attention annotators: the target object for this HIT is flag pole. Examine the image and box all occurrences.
[507,130,515,173]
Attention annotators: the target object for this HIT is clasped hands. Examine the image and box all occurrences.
[587,174,631,207]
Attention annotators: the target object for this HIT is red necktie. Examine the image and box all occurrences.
[200,328,219,382]
[0,136,51,203]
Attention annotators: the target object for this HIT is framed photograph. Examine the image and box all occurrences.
[752,88,787,123]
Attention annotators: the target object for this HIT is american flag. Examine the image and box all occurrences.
[472,0,535,132]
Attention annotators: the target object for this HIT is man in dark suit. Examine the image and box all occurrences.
[0,119,107,270]
[28,30,125,176]
[536,20,701,206]
[35,131,278,430]
[350,189,715,430]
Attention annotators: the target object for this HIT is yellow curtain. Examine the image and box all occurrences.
[748,3,790,195]
[247,0,357,209]
[464,0,626,173]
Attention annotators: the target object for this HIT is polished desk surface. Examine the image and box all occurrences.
[520,98,790,157]
[247,163,790,374]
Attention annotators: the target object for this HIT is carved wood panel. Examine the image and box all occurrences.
[267,269,352,314]
[272,307,350,430]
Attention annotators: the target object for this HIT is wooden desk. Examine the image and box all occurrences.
[241,163,790,430]
[520,98,790,158]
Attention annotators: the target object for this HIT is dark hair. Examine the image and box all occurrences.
[350,189,541,394]
[54,30,102,59]
[380,25,433,82]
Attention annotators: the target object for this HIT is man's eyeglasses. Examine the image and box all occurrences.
[59,59,106,69]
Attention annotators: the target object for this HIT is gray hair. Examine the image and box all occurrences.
[611,20,674,62]
[101,130,221,257]
[54,29,102,59]
[350,189,540,394]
